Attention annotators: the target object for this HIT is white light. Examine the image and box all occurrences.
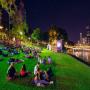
[0,26,3,29]
[57,42,61,48]
[20,32,23,35]
[13,37,15,41]
[28,37,31,40]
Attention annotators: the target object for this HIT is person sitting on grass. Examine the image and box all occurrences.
[47,67,53,81]
[38,55,42,64]
[47,56,52,64]
[42,56,47,64]
[20,64,30,77]
[42,71,49,81]
[32,49,38,58]
[7,63,17,80]
[34,62,40,75]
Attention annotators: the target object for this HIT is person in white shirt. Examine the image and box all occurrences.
[38,55,42,64]
[34,63,40,75]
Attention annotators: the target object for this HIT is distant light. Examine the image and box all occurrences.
[13,37,15,41]
[0,26,3,29]
[57,41,61,48]
[86,25,90,29]
[20,31,23,35]
[28,37,31,40]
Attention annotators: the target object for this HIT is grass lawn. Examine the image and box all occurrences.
[0,47,90,90]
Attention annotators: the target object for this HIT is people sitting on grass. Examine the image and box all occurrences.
[34,62,40,75]
[7,63,17,80]
[2,53,8,57]
[8,58,15,64]
[25,54,33,58]
[32,49,38,58]
[47,67,53,81]
[47,56,52,64]
[8,58,24,64]
[20,64,30,77]
[33,72,53,87]
[42,56,47,64]
[33,65,54,87]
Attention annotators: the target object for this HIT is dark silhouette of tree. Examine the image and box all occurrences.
[48,25,68,44]
[31,28,42,42]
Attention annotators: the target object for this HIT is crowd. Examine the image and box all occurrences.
[5,46,54,87]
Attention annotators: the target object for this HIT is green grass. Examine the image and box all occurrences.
[0,48,90,90]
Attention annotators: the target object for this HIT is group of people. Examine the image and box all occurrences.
[38,56,52,64]
[8,58,24,64]
[7,62,54,87]
[7,63,30,80]
[33,63,54,87]
[6,46,54,87]
[23,47,41,59]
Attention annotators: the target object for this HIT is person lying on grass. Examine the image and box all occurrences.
[25,54,33,58]
[33,73,53,87]
[20,64,31,77]
[7,63,17,80]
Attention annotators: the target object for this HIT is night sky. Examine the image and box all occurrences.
[25,0,90,42]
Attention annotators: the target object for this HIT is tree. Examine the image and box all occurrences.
[31,28,41,42]
[0,0,28,40]
[48,25,68,44]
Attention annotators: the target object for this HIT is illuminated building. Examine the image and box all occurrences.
[80,33,83,44]
[86,30,90,45]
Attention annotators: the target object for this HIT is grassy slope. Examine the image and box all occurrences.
[0,49,90,90]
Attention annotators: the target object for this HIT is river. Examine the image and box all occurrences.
[73,49,90,63]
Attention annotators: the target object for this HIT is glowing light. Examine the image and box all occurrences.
[0,26,3,29]
[20,31,23,35]
[28,37,31,40]
[13,37,15,41]
[57,41,61,48]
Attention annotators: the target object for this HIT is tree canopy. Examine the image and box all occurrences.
[0,0,28,40]
[31,28,42,42]
[48,25,68,44]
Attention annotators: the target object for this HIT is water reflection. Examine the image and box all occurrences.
[73,50,90,63]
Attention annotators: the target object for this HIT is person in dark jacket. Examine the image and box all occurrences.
[7,63,16,80]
